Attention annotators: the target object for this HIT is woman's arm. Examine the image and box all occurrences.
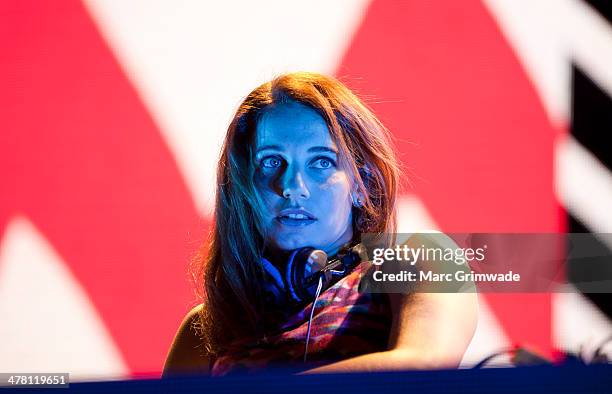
[162,304,211,377]
[303,233,479,374]
[302,291,478,373]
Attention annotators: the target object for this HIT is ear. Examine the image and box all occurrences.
[351,165,370,208]
[351,192,364,208]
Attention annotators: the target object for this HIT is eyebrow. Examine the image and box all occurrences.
[308,146,338,154]
[255,144,283,153]
[255,145,338,154]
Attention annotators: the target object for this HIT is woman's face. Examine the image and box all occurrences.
[253,101,354,255]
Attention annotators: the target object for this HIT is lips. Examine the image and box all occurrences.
[276,208,317,226]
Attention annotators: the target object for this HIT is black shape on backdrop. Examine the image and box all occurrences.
[569,63,612,318]
[584,0,612,25]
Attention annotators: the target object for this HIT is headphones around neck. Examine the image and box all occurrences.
[261,243,367,309]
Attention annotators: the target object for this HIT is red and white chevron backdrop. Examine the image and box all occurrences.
[2,0,612,380]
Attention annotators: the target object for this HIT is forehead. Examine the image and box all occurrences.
[255,102,337,150]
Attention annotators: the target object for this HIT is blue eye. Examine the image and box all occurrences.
[311,157,336,169]
[261,156,282,168]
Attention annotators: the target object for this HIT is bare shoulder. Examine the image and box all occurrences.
[162,304,211,377]
[387,233,478,368]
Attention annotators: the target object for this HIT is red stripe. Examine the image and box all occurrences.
[0,0,206,373]
[337,0,565,356]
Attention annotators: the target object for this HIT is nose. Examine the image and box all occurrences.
[280,166,310,200]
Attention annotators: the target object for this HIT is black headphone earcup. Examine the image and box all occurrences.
[286,248,328,303]
[262,245,363,309]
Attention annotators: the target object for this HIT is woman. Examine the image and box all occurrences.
[163,72,477,376]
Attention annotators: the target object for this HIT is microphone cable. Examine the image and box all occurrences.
[304,275,324,363]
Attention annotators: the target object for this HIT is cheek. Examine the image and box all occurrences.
[317,172,352,209]
[254,170,272,191]
[254,173,279,204]
[319,172,351,192]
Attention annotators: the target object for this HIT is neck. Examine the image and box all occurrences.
[264,231,359,263]
[324,239,356,259]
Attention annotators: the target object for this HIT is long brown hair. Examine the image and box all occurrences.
[193,72,401,357]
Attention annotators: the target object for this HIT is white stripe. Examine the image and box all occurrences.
[564,0,612,99]
[0,217,129,381]
[482,0,571,126]
[82,0,371,214]
[460,296,512,368]
[555,137,612,248]
[553,288,612,361]
[483,0,612,125]
[396,195,441,233]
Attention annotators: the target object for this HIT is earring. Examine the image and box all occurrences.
[352,195,364,208]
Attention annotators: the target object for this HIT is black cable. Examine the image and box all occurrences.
[472,347,517,369]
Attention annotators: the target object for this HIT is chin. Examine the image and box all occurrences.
[272,238,311,252]
[274,240,342,255]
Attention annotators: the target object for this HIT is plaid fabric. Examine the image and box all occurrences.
[211,262,391,376]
